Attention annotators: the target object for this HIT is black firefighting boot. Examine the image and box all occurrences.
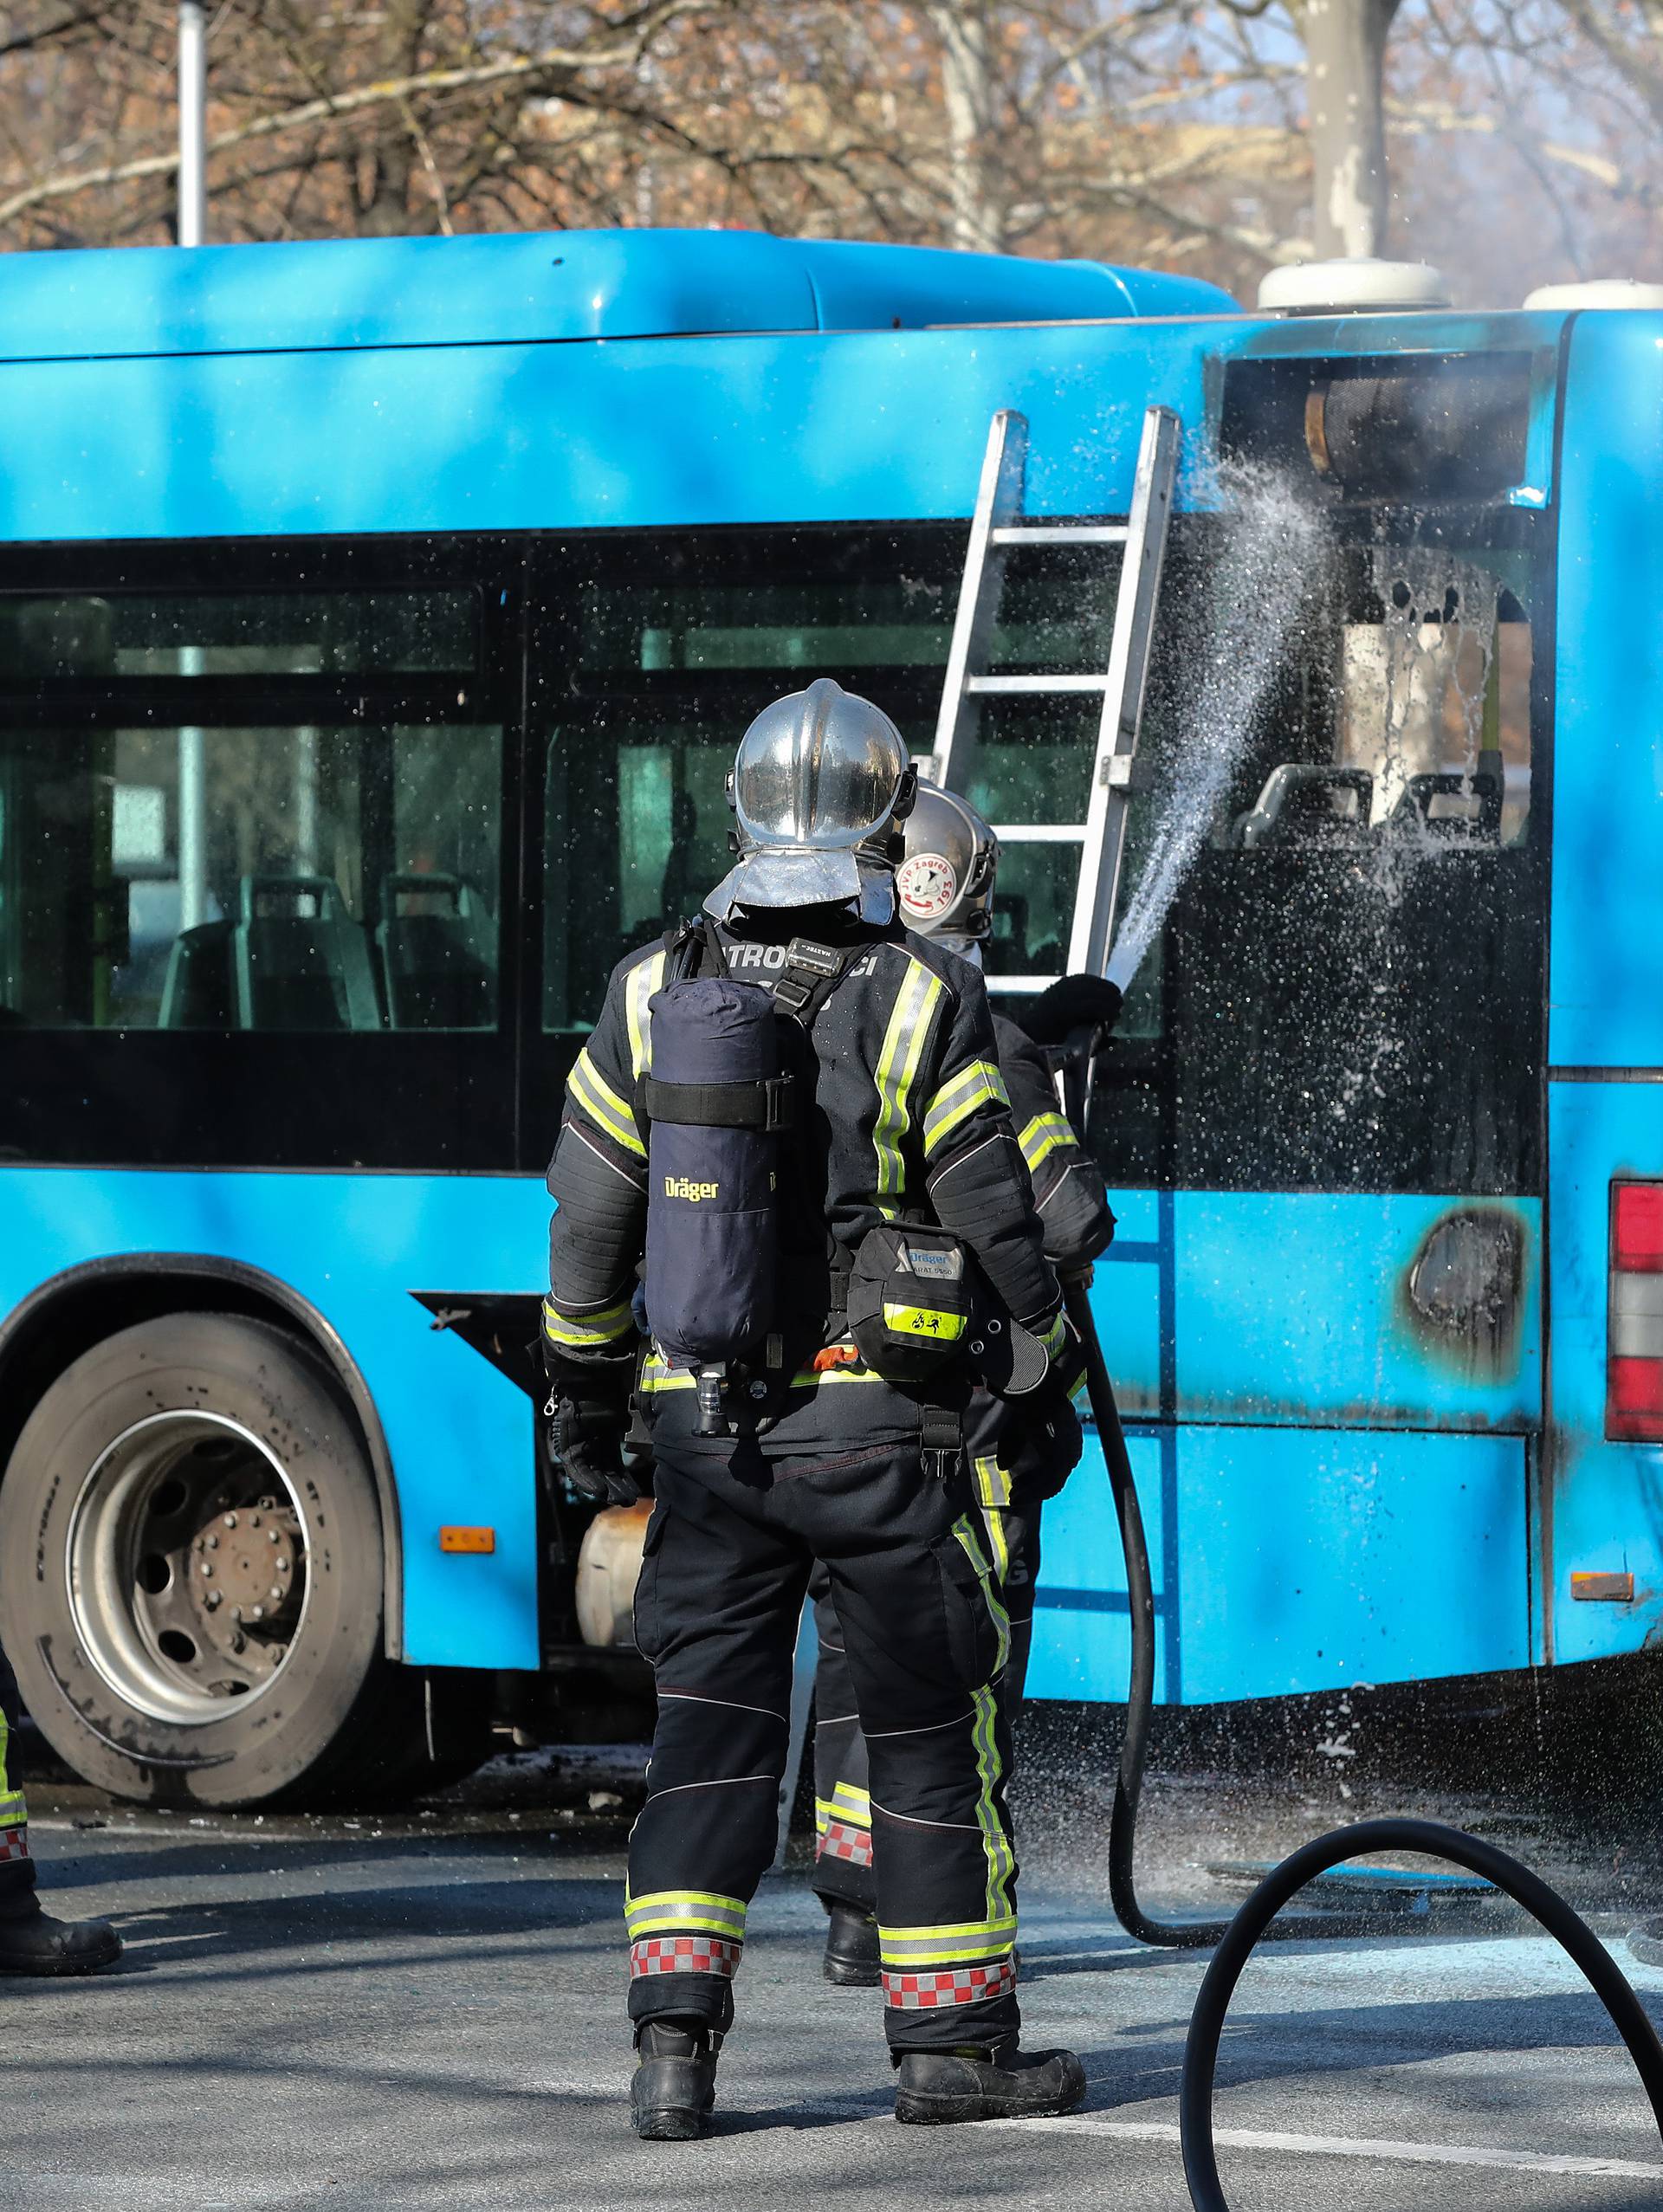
[822,1899,881,1988]
[630,2018,721,2141]
[893,2037,1086,2125]
[0,1890,122,1976]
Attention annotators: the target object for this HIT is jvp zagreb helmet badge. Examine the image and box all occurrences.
[897,851,957,924]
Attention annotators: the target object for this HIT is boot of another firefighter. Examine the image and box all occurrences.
[822,1899,881,1988]
[630,2018,721,2141]
[893,2037,1086,2126]
[0,1889,122,1976]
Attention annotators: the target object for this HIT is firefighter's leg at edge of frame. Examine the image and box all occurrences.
[624,1456,810,2138]
[825,1477,1086,2124]
[0,1640,122,1976]
[809,1567,880,1987]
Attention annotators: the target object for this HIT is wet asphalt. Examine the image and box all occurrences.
[8,1673,1663,2211]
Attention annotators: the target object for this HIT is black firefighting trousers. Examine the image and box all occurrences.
[0,1640,36,1899]
[812,1497,1040,1917]
[627,1436,1020,2054]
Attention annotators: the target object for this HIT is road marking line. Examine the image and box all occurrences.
[987,2118,1663,2179]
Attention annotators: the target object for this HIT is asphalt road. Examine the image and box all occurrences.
[9,1737,1663,2212]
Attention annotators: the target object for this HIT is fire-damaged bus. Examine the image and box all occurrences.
[0,228,1654,1803]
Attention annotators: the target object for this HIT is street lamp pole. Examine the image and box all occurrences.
[177,3,209,928]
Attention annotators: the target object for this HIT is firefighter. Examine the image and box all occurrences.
[813,783,1115,1987]
[0,1639,121,1974]
[543,679,1088,2138]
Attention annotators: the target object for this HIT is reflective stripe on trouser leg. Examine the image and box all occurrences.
[827,1495,1021,2053]
[625,1458,804,2036]
[811,1573,876,1912]
[0,1644,32,1895]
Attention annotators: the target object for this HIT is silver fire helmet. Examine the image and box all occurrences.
[894,782,999,948]
[705,677,915,919]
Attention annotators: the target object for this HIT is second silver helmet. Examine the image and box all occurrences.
[706,676,915,918]
[895,782,999,946]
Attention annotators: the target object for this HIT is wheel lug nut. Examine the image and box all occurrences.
[230,1605,243,1624]
[204,1592,221,1610]
[223,1512,237,1529]
[200,1559,213,1575]
[249,1604,264,1622]
[206,1534,219,1549]
[268,1530,280,1544]
[230,1633,246,1654]
[269,1585,281,1602]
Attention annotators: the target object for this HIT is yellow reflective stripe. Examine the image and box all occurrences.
[1040,1313,1067,1359]
[1019,1109,1075,1173]
[626,950,667,1081]
[881,1303,968,1342]
[879,1913,1018,1967]
[637,1355,890,1394]
[922,1058,1008,1156]
[568,1048,644,1157]
[971,1682,1016,1924]
[981,1505,1011,1582]
[827,1782,870,1822]
[0,1792,23,1830]
[0,1703,9,1795]
[541,1296,633,1349]
[873,960,943,1217]
[972,1454,1013,1511]
[624,1888,747,1939]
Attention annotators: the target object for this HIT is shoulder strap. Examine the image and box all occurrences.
[664,915,729,984]
[772,935,865,1032]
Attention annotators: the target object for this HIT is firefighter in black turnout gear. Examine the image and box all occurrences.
[812,785,1116,1988]
[543,679,1088,2137]
[0,1640,121,1974]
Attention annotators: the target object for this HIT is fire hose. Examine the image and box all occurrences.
[1037,988,1663,2204]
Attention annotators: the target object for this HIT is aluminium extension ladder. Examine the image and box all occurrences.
[929,404,1181,988]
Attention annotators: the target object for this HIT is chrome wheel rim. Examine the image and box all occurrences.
[66,1410,312,1725]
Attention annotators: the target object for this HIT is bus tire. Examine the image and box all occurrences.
[0,1311,434,1808]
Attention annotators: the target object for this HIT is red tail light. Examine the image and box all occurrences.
[1608,1180,1663,1439]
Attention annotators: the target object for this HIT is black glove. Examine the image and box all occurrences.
[548,1390,640,1507]
[1000,1386,1084,1504]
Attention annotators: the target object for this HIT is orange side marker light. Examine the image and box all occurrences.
[439,1525,495,1556]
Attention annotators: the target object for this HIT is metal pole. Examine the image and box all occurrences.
[176,6,210,937]
[178,3,206,248]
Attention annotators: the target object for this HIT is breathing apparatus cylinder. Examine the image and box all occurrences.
[643,976,786,1433]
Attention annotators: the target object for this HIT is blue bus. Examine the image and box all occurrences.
[0,226,1655,1806]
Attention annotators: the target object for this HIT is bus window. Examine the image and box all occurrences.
[538,528,961,1032]
[0,588,476,678]
[1088,515,1546,1196]
[0,721,501,1032]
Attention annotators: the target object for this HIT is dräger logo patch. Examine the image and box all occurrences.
[663,1176,720,1202]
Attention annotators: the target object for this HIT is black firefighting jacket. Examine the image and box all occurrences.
[992,1012,1115,1274]
[543,909,1063,1451]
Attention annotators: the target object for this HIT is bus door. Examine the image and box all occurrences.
[973,490,1550,1708]
[1540,311,1663,1669]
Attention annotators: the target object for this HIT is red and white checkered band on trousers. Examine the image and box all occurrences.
[0,1825,29,1864]
[816,1818,873,1870]
[630,1934,742,1981]
[882,1954,1017,2010]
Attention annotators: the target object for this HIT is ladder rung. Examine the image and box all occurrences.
[966,674,1110,695]
[990,824,1086,844]
[989,525,1129,547]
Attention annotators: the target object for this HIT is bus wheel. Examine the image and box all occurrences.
[0,1312,428,1808]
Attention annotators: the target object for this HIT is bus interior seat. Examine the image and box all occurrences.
[1389,755,1505,843]
[234,875,383,1032]
[159,921,236,1030]
[1237,765,1373,850]
[375,872,495,1030]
